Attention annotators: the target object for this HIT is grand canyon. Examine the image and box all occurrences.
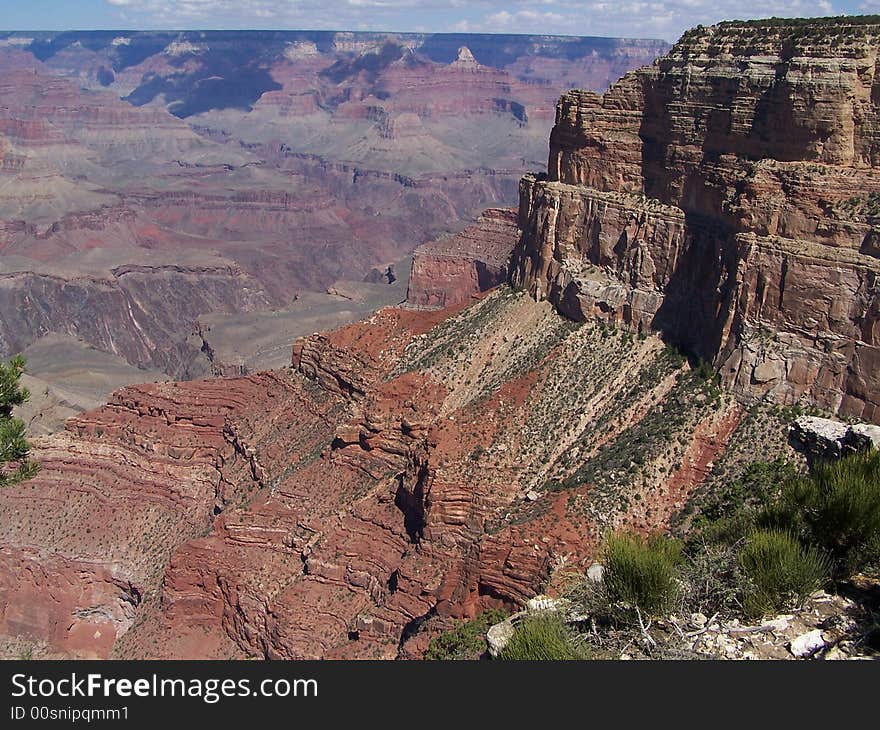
[0,30,666,434]
[1,17,880,661]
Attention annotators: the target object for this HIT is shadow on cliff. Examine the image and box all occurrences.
[650,208,740,366]
[637,81,742,366]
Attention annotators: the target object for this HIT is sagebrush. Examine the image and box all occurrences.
[603,531,683,616]
[498,613,586,661]
[763,450,880,578]
[739,529,830,618]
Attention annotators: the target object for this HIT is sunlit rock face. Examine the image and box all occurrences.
[511,18,880,421]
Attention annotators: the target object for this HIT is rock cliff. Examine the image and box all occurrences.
[406,209,517,309]
[3,286,775,659]
[510,17,880,421]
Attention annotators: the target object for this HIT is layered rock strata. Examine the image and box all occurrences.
[1,286,772,659]
[406,208,518,309]
[0,373,335,657]
[510,18,880,421]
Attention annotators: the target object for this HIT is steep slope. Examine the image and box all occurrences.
[511,17,880,421]
[3,285,784,659]
[0,372,346,658]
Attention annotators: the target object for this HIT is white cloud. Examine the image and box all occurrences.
[484,10,568,30]
[459,1,845,40]
[100,1,847,40]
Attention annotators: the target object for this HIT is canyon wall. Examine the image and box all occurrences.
[406,208,517,309]
[13,21,880,659]
[510,18,880,421]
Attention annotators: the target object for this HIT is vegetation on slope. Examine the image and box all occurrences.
[739,529,830,617]
[498,613,587,661]
[488,448,880,660]
[425,609,510,660]
[602,531,684,617]
[387,287,876,659]
[0,356,38,488]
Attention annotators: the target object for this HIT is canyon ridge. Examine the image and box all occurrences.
[2,17,880,659]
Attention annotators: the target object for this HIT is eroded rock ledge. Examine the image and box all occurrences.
[510,18,880,421]
[406,209,518,309]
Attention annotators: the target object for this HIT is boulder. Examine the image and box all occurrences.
[486,616,518,658]
[789,416,880,461]
[789,629,825,658]
[526,594,564,612]
[847,424,880,452]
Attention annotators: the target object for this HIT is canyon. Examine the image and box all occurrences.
[0,31,666,430]
[3,18,880,660]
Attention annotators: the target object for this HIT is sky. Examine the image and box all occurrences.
[0,0,878,42]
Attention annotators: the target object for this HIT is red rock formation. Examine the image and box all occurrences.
[406,209,517,309]
[10,25,859,662]
[511,18,880,421]
[0,371,344,657]
[0,265,789,660]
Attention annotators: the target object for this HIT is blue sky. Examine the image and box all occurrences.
[0,1,876,42]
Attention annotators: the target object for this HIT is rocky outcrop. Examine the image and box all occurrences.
[510,18,880,421]
[1,272,807,660]
[485,587,873,660]
[0,370,344,658]
[789,415,880,460]
[406,209,517,309]
[119,290,763,659]
[291,333,379,398]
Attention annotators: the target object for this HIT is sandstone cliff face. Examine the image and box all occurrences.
[406,208,517,309]
[511,18,880,421]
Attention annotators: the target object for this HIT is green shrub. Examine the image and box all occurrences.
[425,608,509,660]
[765,451,880,578]
[691,512,755,548]
[498,613,586,661]
[689,459,798,546]
[603,531,683,616]
[739,529,830,618]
